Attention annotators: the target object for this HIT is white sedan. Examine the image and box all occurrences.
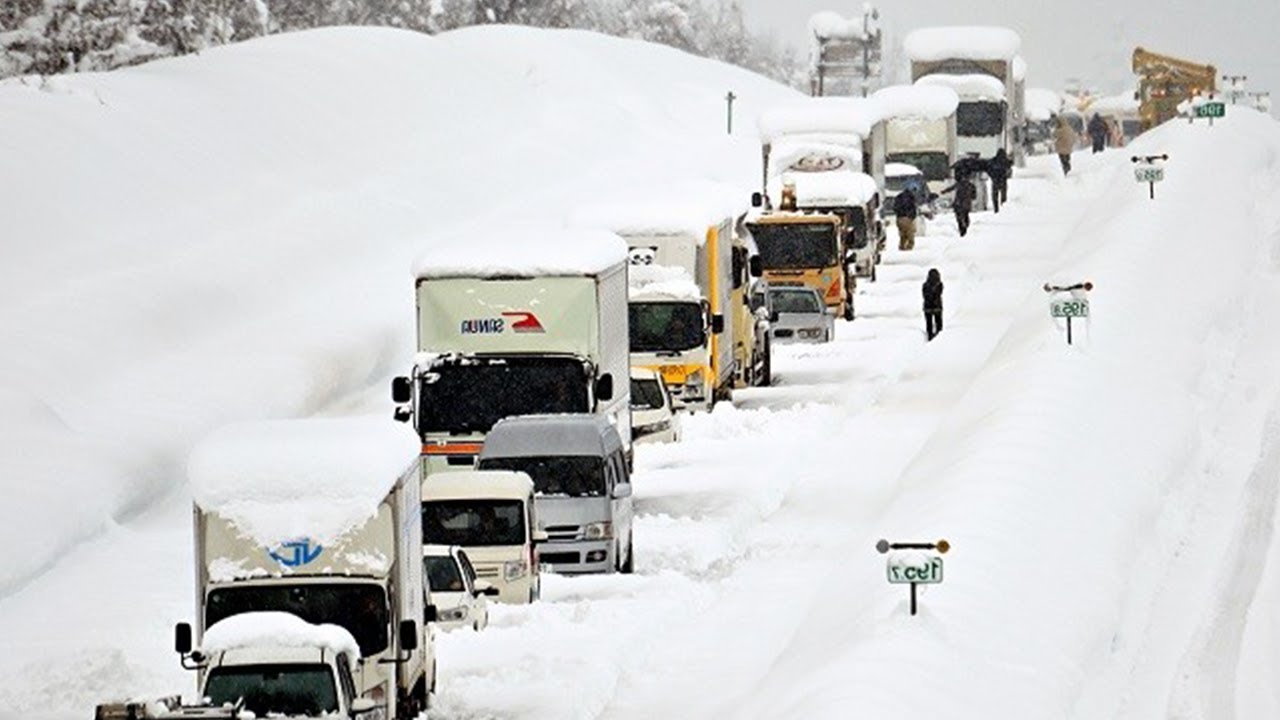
[424,544,498,631]
[630,368,680,443]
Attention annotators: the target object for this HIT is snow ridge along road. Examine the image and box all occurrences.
[4,25,1280,720]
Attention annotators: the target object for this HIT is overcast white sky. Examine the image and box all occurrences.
[738,0,1279,102]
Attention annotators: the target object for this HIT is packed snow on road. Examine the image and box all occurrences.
[2,23,1280,720]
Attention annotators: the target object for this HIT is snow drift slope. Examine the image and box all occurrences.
[0,26,796,595]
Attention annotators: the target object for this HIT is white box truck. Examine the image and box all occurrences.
[873,84,960,197]
[185,417,434,720]
[905,26,1023,166]
[394,227,632,472]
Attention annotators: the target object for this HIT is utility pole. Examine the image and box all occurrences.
[725,91,736,135]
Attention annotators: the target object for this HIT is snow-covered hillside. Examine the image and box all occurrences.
[4,23,1280,720]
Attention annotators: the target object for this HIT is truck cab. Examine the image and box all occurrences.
[747,189,852,320]
[169,612,384,720]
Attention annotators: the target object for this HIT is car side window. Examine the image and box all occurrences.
[336,654,357,705]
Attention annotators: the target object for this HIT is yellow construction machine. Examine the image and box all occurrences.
[1132,47,1217,130]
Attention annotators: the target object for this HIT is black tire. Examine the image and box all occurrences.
[620,534,634,574]
[759,342,772,386]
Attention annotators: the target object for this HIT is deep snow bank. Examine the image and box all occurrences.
[0,25,796,595]
[738,111,1280,718]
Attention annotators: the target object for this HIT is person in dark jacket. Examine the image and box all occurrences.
[952,176,975,237]
[1087,113,1109,153]
[922,268,944,341]
[893,190,918,251]
[986,148,1013,213]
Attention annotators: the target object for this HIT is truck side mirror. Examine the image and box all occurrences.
[391,376,412,403]
[424,605,438,624]
[711,315,725,334]
[749,256,763,277]
[750,192,763,208]
[595,374,614,401]
[174,623,193,655]
[769,310,779,323]
[398,620,418,652]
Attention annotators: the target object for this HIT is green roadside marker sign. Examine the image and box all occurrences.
[1196,102,1226,119]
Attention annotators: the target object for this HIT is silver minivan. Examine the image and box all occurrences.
[478,414,635,575]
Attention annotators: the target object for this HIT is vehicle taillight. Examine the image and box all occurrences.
[826,277,841,299]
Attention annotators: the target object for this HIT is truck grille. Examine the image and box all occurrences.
[473,564,501,579]
[544,525,582,541]
[539,552,580,565]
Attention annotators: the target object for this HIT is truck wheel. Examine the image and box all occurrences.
[621,533,634,574]
[759,343,772,387]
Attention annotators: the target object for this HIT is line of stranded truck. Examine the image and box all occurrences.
[393,227,632,472]
[572,202,766,410]
[175,417,435,720]
[906,26,1025,170]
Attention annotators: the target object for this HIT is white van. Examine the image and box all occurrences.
[420,470,545,604]
[478,414,635,575]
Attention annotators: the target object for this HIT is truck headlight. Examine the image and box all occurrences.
[503,559,528,581]
[584,522,613,540]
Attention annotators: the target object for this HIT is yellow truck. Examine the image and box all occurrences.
[730,226,771,388]
[1132,47,1217,131]
[746,182,852,320]
[576,206,739,411]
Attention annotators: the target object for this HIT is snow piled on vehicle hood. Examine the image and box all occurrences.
[202,611,360,660]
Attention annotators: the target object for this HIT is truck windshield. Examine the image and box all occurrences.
[418,357,588,434]
[204,664,338,717]
[479,456,605,497]
[887,152,951,181]
[629,302,705,353]
[205,584,388,656]
[749,223,838,270]
[422,499,526,546]
[956,102,1004,137]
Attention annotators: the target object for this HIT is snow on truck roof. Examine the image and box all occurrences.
[1026,88,1064,121]
[903,26,1022,62]
[202,611,361,660]
[886,162,924,177]
[628,264,703,302]
[422,470,533,501]
[569,202,733,243]
[189,416,419,546]
[916,74,1007,101]
[872,84,960,120]
[808,11,872,40]
[770,171,879,207]
[759,97,884,142]
[414,225,627,279]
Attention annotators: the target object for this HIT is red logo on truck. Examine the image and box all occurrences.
[501,311,545,333]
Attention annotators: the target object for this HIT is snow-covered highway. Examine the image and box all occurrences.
[3,25,1280,720]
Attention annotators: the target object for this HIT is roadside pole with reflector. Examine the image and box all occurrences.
[1043,280,1094,345]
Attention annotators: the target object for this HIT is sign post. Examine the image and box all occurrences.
[725,91,736,135]
[1043,280,1093,345]
[1131,154,1168,200]
[876,538,949,616]
[1189,95,1226,127]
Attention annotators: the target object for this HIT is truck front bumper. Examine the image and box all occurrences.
[537,539,614,575]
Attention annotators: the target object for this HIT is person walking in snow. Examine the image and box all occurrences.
[893,188,919,251]
[922,268,944,341]
[951,175,976,237]
[1087,112,1109,154]
[986,148,1013,213]
[1053,116,1079,176]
